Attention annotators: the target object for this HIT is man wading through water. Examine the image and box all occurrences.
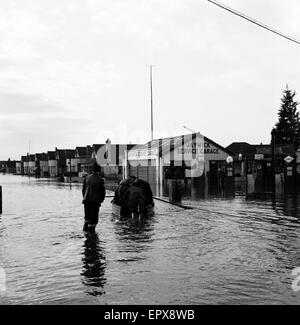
[82,162,105,233]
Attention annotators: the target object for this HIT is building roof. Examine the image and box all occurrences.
[226,142,296,159]
[76,146,93,157]
[29,154,35,162]
[55,149,66,160]
[226,142,256,156]
[92,144,105,153]
[131,133,233,156]
[35,153,43,161]
[65,149,76,159]
[54,148,76,160]
[47,151,56,160]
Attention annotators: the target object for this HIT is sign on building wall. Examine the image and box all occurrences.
[176,142,220,155]
[128,148,159,160]
[284,156,294,164]
[254,154,264,160]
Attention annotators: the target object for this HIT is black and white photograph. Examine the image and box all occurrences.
[1,0,300,308]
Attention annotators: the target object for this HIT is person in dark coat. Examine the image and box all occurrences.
[82,163,106,233]
[122,185,146,217]
[133,179,154,206]
[112,176,136,205]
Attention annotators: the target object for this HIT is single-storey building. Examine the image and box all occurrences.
[16,161,22,175]
[125,133,233,196]
[69,146,94,175]
[28,154,36,176]
[226,142,298,193]
[23,156,29,175]
[36,153,49,177]
[48,151,57,177]
[94,142,137,179]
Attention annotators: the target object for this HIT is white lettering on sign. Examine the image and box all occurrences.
[255,154,264,160]
[128,148,159,160]
[177,142,220,155]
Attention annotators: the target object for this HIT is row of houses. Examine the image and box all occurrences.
[12,143,136,180]
[0,159,17,174]
[2,133,300,196]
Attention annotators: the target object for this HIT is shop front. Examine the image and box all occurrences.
[125,133,233,197]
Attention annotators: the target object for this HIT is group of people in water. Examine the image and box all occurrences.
[112,176,154,216]
[82,162,154,233]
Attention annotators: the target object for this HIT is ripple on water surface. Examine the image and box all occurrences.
[1,175,300,304]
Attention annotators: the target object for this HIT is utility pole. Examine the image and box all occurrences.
[148,65,154,141]
[28,140,31,178]
[271,129,276,197]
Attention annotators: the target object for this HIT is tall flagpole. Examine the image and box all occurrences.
[148,65,154,141]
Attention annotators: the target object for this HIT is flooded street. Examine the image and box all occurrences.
[1,174,300,305]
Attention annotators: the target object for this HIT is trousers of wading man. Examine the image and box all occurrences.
[84,201,100,228]
[82,172,105,230]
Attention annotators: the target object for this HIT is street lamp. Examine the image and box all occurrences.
[183,125,196,133]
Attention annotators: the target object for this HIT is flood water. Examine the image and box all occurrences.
[1,174,300,305]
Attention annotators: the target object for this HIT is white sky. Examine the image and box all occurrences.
[0,0,300,160]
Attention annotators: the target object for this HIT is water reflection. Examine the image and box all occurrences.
[279,194,300,218]
[3,174,300,304]
[245,193,300,219]
[113,215,155,243]
[81,233,106,296]
[112,215,156,263]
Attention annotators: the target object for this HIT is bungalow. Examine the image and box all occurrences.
[36,153,49,177]
[0,161,7,173]
[72,146,94,175]
[226,142,297,193]
[125,133,233,196]
[23,156,29,175]
[64,149,77,173]
[21,156,28,175]
[16,161,22,175]
[28,154,36,175]
[93,142,137,179]
[48,151,58,177]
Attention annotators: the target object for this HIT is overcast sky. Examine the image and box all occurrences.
[0,0,300,160]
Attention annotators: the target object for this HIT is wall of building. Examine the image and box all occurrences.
[16,163,22,175]
[40,161,49,176]
[126,137,232,197]
[23,162,29,175]
[48,160,58,177]
[29,162,36,175]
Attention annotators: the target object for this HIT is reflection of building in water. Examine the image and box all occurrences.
[81,233,106,296]
[281,194,300,219]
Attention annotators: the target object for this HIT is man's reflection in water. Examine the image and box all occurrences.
[81,233,106,296]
